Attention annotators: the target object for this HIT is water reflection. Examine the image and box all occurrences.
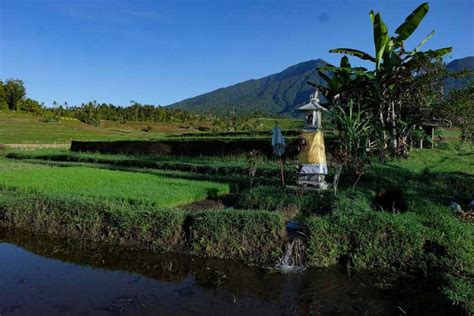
[0,228,455,315]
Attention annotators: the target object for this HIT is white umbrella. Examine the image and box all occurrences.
[272,127,286,186]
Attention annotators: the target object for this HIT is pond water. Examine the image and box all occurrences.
[0,229,456,315]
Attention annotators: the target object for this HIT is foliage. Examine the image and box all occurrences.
[39,111,61,123]
[19,98,43,116]
[319,3,455,157]
[0,80,9,111]
[237,186,335,216]
[437,84,474,142]
[305,216,348,267]
[235,144,473,310]
[186,209,285,264]
[3,79,26,111]
[442,275,474,313]
[331,100,373,181]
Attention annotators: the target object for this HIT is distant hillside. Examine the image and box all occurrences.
[445,56,474,91]
[169,57,473,115]
[168,59,328,115]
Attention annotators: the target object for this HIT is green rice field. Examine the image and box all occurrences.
[0,159,230,207]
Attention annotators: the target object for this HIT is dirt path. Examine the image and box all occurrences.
[3,143,70,149]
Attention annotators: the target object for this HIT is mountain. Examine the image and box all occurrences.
[168,59,328,115]
[168,57,473,115]
[445,56,474,91]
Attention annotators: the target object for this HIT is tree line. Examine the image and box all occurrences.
[0,79,207,125]
[0,79,280,132]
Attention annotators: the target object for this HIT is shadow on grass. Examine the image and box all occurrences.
[355,163,474,207]
[17,158,283,192]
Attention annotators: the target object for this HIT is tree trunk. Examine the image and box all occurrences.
[389,100,397,153]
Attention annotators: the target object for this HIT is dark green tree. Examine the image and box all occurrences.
[0,81,9,111]
[4,79,26,111]
[437,84,474,142]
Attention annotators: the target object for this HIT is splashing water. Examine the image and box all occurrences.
[275,238,306,273]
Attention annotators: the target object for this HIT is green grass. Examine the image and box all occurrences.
[0,159,230,207]
[385,145,474,174]
[0,112,303,144]
[4,149,287,176]
[436,128,462,139]
[0,112,207,144]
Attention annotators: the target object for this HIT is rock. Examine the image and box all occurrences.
[449,202,462,213]
[468,199,474,212]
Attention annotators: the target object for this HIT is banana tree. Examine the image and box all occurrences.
[308,56,374,106]
[322,2,452,156]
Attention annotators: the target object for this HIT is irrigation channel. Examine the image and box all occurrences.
[0,228,456,315]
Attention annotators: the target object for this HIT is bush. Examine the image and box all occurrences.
[305,216,348,267]
[414,203,474,274]
[40,111,60,123]
[306,191,427,287]
[237,186,336,216]
[342,211,426,287]
[442,275,474,314]
[100,206,187,252]
[186,209,285,264]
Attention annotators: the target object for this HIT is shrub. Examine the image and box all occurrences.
[406,201,474,274]
[186,209,285,264]
[0,191,104,237]
[442,275,474,314]
[305,216,348,267]
[330,189,372,215]
[342,211,426,287]
[237,186,336,216]
[237,186,301,211]
[100,206,187,252]
[306,191,427,287]
[40,111,60,123]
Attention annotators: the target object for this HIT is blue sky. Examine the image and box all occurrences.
[1,0,473,106]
